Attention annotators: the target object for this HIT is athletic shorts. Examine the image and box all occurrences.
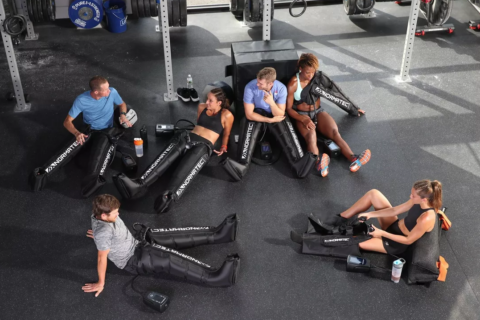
[381,220,409,256]
[295,107,324,121]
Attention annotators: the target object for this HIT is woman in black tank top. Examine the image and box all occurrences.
[330,179,442,255]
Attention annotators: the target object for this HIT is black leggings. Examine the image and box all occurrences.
[382,220,409,256]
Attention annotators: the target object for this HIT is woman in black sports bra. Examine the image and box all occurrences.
[192,88,234,156]
[338,179,442,255]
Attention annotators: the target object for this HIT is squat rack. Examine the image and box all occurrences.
[2,0,422,110]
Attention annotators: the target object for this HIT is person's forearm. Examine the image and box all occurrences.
[96,257,108,285]
[269,103,284,116]
[118,102,127,114]
[64,120,80,137]
[246,112,270,123]
[286,108,304,122]
[381,231,412,245]
[221,134,229,148]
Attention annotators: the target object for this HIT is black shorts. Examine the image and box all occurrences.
[123,246,141,274]
[381,220,409,256]
[295,107,324,121]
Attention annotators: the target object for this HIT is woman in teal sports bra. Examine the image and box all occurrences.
[286,53,371,177]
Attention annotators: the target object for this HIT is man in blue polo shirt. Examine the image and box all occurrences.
[63,76,132,144]
[243,67,286,123]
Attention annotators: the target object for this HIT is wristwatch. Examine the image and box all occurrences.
[120,111,127,116]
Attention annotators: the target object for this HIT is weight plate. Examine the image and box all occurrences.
[42,0,50,21]
[32,0,38,22]
[167,0,173,26]
[131,0,139,19]
[137,0,145,18]
[48,0,56,21]
[251,0,260,22]
[34,0,42,23]
[154,0,158,16]
[37,0,44,22]
[69,0,103,28]
[344,0,356,15]
[29,0,36,22]
[172,0,179,26]
[143,0,151,18]
[149,0,156,16]
[27,0,34,22]
[179,0,186,26]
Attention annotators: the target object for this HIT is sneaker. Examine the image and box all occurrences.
[189,88,199,102]
[349,149,371,173]
[316,153,330,177]
[177,88,191,102]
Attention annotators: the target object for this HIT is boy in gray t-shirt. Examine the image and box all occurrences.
[82,194,138,297]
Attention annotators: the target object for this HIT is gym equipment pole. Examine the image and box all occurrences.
[262,0,271,41]
[0,0,31,112]
[397,0,421,82]
[159,0,178,101]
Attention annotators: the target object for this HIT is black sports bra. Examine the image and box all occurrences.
[404,204,434,231]
[197,108,223,135]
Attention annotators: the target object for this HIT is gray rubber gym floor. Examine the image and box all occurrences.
[1,1,480,319]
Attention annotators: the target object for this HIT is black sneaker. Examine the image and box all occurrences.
[177,88,191,102]
[189,88,199,102]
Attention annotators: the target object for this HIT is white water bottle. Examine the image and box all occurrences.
[187,74,193,89]
[134,138,143,157]
[391,258,406,283]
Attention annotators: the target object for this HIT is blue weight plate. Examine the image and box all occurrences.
[69,0,103,28]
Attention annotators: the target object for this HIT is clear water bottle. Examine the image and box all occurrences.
[391,258,406,283]
[134,138,144,157]
[187,74,193,89]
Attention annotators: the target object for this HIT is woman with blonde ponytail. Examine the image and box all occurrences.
[321,179,442,255]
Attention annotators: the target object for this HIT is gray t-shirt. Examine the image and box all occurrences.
[91,215,139,269]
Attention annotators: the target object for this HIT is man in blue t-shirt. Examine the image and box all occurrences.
[243,67,287,124]
[63,76,132,145]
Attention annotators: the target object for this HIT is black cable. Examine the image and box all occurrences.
[130,275,143,295]
[3,15,27,36]
[289,0,307,18]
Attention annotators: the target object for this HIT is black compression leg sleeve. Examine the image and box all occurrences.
[268,116,317,178]
[113,131,188,199]
[29,131,92,192]
[136,243,240,287]
[139,214,239,249]
[308,72,360,116]
[81,127,123,197]
[154,136,212,213]
[222,117,263,181]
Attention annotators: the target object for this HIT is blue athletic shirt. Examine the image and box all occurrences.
[68,88,123,130]
[243,79,287,114]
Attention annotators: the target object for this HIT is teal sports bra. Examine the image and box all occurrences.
[294,73,302,101]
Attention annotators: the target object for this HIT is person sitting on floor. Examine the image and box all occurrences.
[113,88,234,213]
[322,179,442,255]
[286,53,371,177]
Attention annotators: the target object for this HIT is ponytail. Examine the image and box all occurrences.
[430,180,443,212]
[413,179,443,212]
[209,88,230,110]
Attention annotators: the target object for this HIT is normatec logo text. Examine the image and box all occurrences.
[152,243,212,268]
[100,145,115,176]
[151,226,211,232]
[241,122,255,159]
[45,141,80,173]
[324,238,349,243]
[141,143,175,180]
[176,156,208,197]
[286,121,304,157]
[315,87,350,108]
